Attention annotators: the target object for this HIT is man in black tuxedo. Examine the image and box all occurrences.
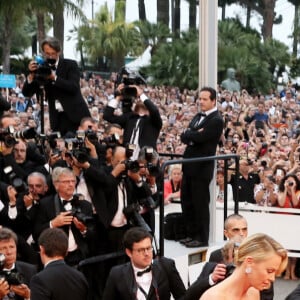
[0,227,37,300]
[22,36,90,135]
[103,84,162,159]
[33,167,94,266]
[185,214,274,300]
[30,228,88,300]
[103,227,186,300]
[180,86,223,247]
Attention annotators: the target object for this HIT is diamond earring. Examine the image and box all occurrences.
[245,267,252,274]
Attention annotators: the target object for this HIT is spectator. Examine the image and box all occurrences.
[215,168,234,205]
[164,164,182,205]
[30,228,88,300]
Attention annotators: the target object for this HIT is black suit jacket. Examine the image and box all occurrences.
[30,259,88,300]
[22,58,90,133]
[103,98,162,150]
[286,284,300,300]
[184,262,217,300]
[103,257,186,300]
[98,173,152,228]
[33,194,93,258]
[181,110,224,178]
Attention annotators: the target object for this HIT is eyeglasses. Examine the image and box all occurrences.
[57,180,76,184]
[132,246,153,254]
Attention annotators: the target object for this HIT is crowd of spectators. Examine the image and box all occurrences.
[1,72,300,285]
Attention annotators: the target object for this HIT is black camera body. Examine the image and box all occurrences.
[124,160,140,173]
[225,263,236,278]
[0,253,24,285]
[288,181,294,186]
[123,203,151,232]
[0,126,36,148]
[3,166,28,195]
[65,138,90,164]
[100,133,121,148]
[34,55,56,84]
[116,67,147,99]
[67,194,94,227]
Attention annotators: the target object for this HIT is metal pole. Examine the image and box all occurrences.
[198,0,218,88]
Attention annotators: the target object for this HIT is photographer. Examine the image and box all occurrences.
[33,167,94,267]
[105,146,152,253]
[0,227,36,300]
[22,37,91,136]
[103,83,162,159]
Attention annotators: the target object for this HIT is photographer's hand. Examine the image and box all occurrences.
[73,217,87,233]
[10,284,30,299]
[211,264,226,283]
[51,211,73,227]
[111,162,126,178]
[23,193,34,208]
[128,170,142,184]
[0,278,9,298]
[7,186,17,208]
[28,60,38,82]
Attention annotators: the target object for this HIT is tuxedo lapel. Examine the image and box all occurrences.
[123,263,138,299]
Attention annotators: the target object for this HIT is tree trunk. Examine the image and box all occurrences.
[246,5,251,28]
[157,0,169,27]
[138,0,146,21]
[222,3,226,20]
[2,13,12,74]
[36,12,46,53]
[115,0,126,22]
[261,0,276,40]
[174,0,181,37]
[189,0,197,30]
[292,3,300,57]
[53,8,65,55]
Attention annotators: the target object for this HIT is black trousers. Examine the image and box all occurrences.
[181,174,211,243]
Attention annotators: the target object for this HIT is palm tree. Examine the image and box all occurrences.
[115,0,126,22]
[157,0,169,27]
[138,0,146,21]
[287,0,300,57]
[188,0,197,30]
[0,1,28,73]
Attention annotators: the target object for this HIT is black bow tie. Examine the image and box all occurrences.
[62,199,74,206]
[199,112,206,117]
[137,265,152,277]
[0,268,17,275]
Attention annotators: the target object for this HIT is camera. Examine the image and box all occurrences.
[34,55,56,84]
[116,67,147,99]
[76,126,99,145]
[3,166,28,195]
[225,263,236,278]
[0,126,17,147]
[70,195,94,226]
[123,203,151,232]
[0,253,24,285]
[288,181,294,186]
[143,147,160,177]
[124,160,140,173]
[64,138,90,164]
[100,133,121,148]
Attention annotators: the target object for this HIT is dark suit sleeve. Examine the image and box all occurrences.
[102,267,120,300]
[160,257,186,299]
[184,263,216,300]
[181,115,223,146]
[144,99,162,130]
[30,274,51,300]
[103,105,129,128]
[208,249,223,263]
[286,284,300,300]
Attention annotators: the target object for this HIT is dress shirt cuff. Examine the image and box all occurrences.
[140,94,148,102]
[8,206,17,219]
[108,99,119,108]
[208,274,216,286]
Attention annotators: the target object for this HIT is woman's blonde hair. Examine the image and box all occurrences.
[169,164,182,176]
[235,233,288,275]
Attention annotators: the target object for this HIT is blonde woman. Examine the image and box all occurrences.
[200,233,287,300]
